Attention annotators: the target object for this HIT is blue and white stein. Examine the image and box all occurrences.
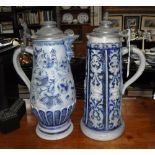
[80,13,146,141]
[13,21,78,140]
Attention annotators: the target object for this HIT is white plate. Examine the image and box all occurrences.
[62,13,73,24]
[64,29,74,35]
[77,12,89,24]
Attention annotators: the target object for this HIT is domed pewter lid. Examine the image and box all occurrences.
[88,12,120,38]
[32,21,67,39]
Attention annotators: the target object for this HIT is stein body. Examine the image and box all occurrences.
[13,21,78,140]
[80,13,146,141]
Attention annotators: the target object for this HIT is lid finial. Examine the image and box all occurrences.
[101,12,112,28]
[103,12,109,20]
[89,12,119,37]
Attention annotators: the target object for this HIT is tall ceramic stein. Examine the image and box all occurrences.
[13,21,78,140]
[80,13,146,141]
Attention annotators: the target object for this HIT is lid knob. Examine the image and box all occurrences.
[100,12,112,28]
[34,21,63,38]
[103,12,109,20]
[88,12,119,37]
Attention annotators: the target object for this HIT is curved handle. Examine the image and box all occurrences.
[13,46,33,92]
[64,35,79,61]
[122,47,146,95]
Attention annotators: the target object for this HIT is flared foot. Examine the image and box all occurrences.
[80,119,125,141]
[36,119,73,140]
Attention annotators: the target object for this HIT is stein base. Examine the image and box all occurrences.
[36,120,73,140]
[80,119,125,141]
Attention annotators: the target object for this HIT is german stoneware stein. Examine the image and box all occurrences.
[13,21,78,140]
[80,13,146,141]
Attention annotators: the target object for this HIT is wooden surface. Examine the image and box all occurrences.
[1,97,155,149]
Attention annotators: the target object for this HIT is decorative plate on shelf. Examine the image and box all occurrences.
[62,13,73,24]
[64,29,74,35]
[77,12,89,24]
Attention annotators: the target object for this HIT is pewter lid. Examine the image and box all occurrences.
[32,21,67,39]
[88,12,119,37]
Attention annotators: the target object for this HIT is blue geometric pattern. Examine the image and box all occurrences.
[32,105,73,128]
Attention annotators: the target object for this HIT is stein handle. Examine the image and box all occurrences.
[121,47,146,95]
[13,46,33,92]
[64,35,79,62]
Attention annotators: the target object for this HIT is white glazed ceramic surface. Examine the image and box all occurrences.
[36,120,73,140]
[62,13,73,24]
[13,30,78,140]
[13,40,76,140]
[77,12,89,24]
[80,119,125,141]
[23,99,73,140]
[81,25,145,141]
[30,40,76,111]
[81,43,145,141]
[64,29,74,35]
